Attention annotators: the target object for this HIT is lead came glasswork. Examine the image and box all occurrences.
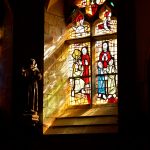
[75,0,106,8]
[95,40,118,104]
[94,9,117,36]
[69,43,91,105]
[67,3,117,105]
[68,10,90,39]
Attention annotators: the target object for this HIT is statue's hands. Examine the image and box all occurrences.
[22,67,25,72]
[22,67,27,77]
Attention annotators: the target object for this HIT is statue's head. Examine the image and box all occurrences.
[29,58,37,68]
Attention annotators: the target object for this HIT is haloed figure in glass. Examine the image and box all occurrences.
[71,49,85,96]
[81,46,90,87]
[98,9,111,31]
[98,41,111,100]
[107,57,118,103]
[72,12,85,34]
[22,58,42,114]
[81,46,91,103]
[97,41,117,103]
[97,61,106,98]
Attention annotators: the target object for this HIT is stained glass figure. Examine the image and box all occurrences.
[68,10,90,39]
[107,57,117,103]
[95,40,118,104]
[71,49,85,95]
[69,43,91,105]
[98,10,111,30]
[97,61,106,99]
[94,9,117,36]
[81,46,90,85]
[85,2,98,17]
[75,0,106,8]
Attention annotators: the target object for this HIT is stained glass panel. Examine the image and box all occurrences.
[68,21,90,39]
[94,9,117,36]
[85,3,98,17]
[95,39,118,104]
[68,42,91,105]
[75,0,106,8]
[68,9,91,39]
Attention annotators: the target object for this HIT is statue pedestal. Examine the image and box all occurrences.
[23,111,39,125]
[21,111,41,136]
[32,113,39,122]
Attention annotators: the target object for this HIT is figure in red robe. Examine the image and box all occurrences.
[98,10,111,31]
[81,46,90,85]
[99,41,112,69]
[81,46,91,104]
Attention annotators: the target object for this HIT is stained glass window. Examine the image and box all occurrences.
[68,42,91,105]
[44,1,118,113]
[66,2,118,106]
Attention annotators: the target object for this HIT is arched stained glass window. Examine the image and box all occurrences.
[66,2,118,105]
[43,0,118,134]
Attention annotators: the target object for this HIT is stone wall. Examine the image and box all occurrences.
[44,0,66,44]
[0,0,13,135]
[43,0,67,131]
[0,0,13,118]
